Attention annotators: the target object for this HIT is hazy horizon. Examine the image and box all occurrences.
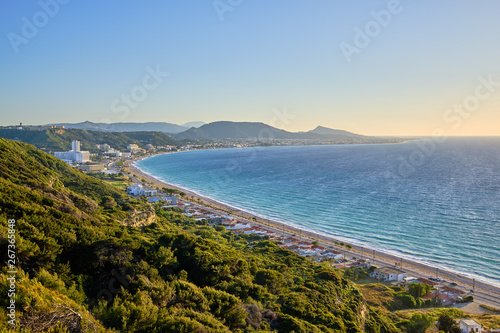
[1,1,499,136]
[4,119,500,137]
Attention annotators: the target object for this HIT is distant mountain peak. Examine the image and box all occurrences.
[308,125,361,137]
[181,121,205,128]
[174,121,367,140]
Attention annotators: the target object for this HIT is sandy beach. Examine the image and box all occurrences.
[123,155,500,309]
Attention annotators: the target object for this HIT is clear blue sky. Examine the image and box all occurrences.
[1,1,499,135]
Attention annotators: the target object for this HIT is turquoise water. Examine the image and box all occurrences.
[136,138,500,285]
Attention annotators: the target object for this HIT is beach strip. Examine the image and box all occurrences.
[124,158,500,308]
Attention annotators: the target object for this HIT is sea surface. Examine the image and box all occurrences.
[136,137,500,286]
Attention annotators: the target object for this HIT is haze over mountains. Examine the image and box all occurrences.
[53,121,205,134]
[43,120,411,144]
[52,120,379,140]
[176,121,365,140]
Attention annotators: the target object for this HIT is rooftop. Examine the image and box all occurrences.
[460,319,481,327]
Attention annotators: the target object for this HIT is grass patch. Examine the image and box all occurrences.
[480,304,500,314]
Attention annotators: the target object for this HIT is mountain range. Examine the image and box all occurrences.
[35,120,407,144]
[53,121,206,134]
[173,122,364,140]
[52,121,366,139]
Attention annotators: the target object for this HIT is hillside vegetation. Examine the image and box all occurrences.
[0,138,402,332]
[0,128,181,152]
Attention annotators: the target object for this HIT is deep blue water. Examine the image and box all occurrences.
[136,138,500,285]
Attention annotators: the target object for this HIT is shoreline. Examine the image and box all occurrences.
[124,153,500,308]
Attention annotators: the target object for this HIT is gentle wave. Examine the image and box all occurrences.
[136,138,500,287]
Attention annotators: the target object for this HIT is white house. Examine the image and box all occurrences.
[370,267,407,282]
[127,184,158,197]
[226,223,251,230]
[127,184,144,196]
[143,188,158,197]
[459,319,482,333]
[322,251,343,260]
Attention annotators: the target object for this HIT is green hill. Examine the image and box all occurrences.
[175,121,406,145]
[0,138,400,332]
[0,128,181,152]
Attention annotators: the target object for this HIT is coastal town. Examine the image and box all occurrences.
[44,137,500,331]
[123,182,484,307]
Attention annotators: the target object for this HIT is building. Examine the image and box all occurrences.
[95,143,111,152]
[370,266,407,282]
[127,184,158,197]
[322,250,343,260]
[127,184,144,196]
[459,319,482,333]
[105,149,122,157]
[147,196,165,203]
[127,144,139,151]
[422,291,454,306]
[415,277,438,286]
[54,140,90,163]
[127,143,145,154]
[72,140,80,152]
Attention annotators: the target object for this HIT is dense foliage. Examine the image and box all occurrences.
[0,128,181,152]
[0,138,401,332]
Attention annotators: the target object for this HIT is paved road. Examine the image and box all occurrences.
[121,157,500,310]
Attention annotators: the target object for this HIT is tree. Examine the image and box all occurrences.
[406,313,434,333]
[437,313,461,333]
[101,195,116,209]
[408,282,431,298]
[394,293,417,309]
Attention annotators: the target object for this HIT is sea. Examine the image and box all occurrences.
[136,137,500,286]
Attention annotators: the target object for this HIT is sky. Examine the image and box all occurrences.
[1,1,499,136]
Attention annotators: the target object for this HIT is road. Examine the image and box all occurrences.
[120,157,500,310]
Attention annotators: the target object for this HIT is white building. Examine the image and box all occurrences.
[226,223,251,230]
[127,184,144,196]
[459,319,482,333]
[127,144,139,151]
[54,140,90,163]
[370,267,407,282]
[322,251,343,260]
[72,140,80,152]
[105,150,122,157]
[95,143,111,151]
[144,188,158,196]
[127,184,158,197]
